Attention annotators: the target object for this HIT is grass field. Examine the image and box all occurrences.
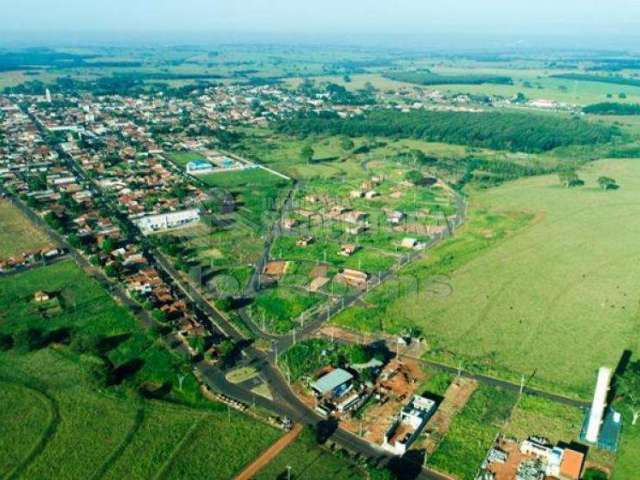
[613,404,640,480]
[0,348,283,480]
[255,428,366,480]
[0,199,52,258]
[428,385,517,480]
[503,395,584,445]
[333,158,640,399]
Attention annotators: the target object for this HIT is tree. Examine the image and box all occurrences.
[558,171,584,188]
[617,360,640,425]
[597,176,618,190]
[300,144,314,164]
[339,136,354,152]
[404,170,424,185]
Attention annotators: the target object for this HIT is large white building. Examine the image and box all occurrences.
[134,209,200,235]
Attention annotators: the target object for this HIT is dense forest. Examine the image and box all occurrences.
[551,73,640,88]
[583,102,640,115]
[275,110,619,153]
[384,71,513,86]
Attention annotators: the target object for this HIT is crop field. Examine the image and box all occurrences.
[333,158,640,399]
[0,349,283,480]
[0,199,52,258]
[255,428,366,480]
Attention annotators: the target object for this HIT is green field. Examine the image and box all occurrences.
[0,261,286,479]
[255,428,366,480]
[428,385,517,480]
[334,159,640,398]
[503,395,584,445]
[0,349,283,480]
[0,200,52,258]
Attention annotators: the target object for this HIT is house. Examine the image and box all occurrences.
[388,211,404,224]
[350,190,364,199]
[364,190,379,200]
[312,368,354,398]
[401,238,419,249]
[34,291,51,303]
[335,268,368,289]
[296,236,314,247]
[342,210,368,225]
[559,449,584,480]
[382,395,436,455]
[338,244,359,257]
[282,218,298,230]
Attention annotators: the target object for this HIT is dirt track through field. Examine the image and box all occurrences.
[234,424,303,480]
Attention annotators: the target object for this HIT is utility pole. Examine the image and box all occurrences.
[520,374,526,397]
[457,362,463,378]
[287,465,292,480]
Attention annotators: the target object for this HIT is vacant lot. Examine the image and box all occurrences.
[334,159,640,398]
[255,428,366,480]
[428,385,517,480]
[0,199,52,258]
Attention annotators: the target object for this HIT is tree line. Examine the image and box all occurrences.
[384,70,513,86]
[275,109,620,153]
[583,102,640,115]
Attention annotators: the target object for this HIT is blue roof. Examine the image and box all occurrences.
[312,368,353,394]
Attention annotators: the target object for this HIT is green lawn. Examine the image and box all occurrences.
[333,159,640,399]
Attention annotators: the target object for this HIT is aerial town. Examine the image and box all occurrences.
[2,3,640,479]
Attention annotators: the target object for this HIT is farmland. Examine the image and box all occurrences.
[334,158,640,399]
[0,199,52,257]
[0,261,289,479]
[0,349,284,480]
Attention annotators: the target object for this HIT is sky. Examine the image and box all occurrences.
[3,0,640,48]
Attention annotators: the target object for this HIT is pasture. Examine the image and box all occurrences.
[0,199,52,258]
[334,159,640,399]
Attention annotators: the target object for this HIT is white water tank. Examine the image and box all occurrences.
[586,367,612,443]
